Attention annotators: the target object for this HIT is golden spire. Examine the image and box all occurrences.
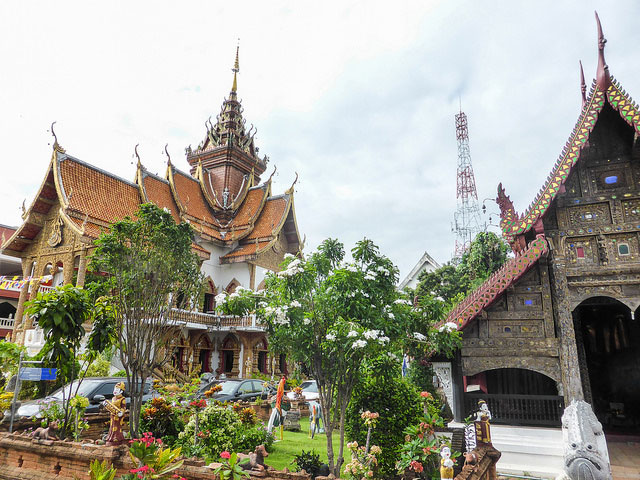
[231,40,240,93]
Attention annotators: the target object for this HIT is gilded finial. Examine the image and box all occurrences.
[134,144,141,168]
[49,121,65,153]
[285,172,299,195]
[164,144,172,165]
[231,39,240,93]
[579,61,586,107]
[595,11,610,91]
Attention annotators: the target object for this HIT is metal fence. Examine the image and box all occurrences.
[464,392,564,426]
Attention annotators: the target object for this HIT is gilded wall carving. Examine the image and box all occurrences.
[622,198,640,223]
[461,356,561,383]
[566,203,611,228]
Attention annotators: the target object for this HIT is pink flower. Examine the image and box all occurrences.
[410,460,423,473]
[220,451,231,459]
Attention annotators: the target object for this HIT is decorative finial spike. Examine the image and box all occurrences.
[134,144,141,168]
[595,11,611,91]
[579,61,587,107]
[49,121,66,153]
[231,39,240,93]
[164,144,171,165]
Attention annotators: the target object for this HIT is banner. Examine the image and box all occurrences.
[0,275,53,291]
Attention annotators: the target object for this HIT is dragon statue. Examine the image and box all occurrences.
[496,183,526,254]
[557,400,612,480]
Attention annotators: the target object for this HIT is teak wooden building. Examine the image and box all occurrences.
[442,15,640,434]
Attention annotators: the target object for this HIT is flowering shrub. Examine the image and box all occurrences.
[396,393,459,478]
[204,384,222,397]
[178,404,272,459]
[120,432,183,480]
[69,395,90,441]
[213,451,249,480]
[140,397,184,447]
[343,411,381,480]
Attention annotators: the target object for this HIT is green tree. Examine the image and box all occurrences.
[25,284,116,436]
[221,238,460,475]
[459,231,509,282]
[90,203,203,436]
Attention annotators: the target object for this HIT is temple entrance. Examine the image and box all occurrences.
[573,296,640,435]
[463,368,563,426]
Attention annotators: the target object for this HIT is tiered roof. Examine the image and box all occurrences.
[449,12,640,330]
[1,50,301,266]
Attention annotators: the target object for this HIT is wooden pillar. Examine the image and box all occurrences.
[549,256,584,402]
[249,263,256,291]
[76,248,88,287]
[63,252,74,285]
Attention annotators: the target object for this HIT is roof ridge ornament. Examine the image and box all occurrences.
[49,121,66,154]
[164,143,172,166]
[595,11,611,91]
[579,61,587,107]
[285,172,299,195]
[134,144,142,169]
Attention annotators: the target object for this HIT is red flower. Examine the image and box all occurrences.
[220,451,231,459]
[420,391,432,399]
[410,460,423,473]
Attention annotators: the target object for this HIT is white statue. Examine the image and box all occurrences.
[556,400,611,480]
[440,445,454,480]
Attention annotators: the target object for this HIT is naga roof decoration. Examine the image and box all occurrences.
[444,235,549,331]
[498,13,640,247]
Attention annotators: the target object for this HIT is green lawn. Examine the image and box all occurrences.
[265,417,342,471]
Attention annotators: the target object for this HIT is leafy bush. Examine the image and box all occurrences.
[140,397,185,446]
[291,450,322,477]
[408,361,453,422]
[178,404,272,458]
[346,375,422,477]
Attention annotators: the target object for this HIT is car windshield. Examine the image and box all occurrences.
[50,380,103,400]
[217,381,240,395]
[301,381,318,393]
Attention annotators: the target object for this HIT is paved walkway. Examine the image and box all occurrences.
[609,441,640,480]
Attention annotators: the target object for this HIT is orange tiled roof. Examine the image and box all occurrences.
[220,241,271,260]
[229,185,268,228]
[246,196,290,240]
[59,154,141,225]
[141,173,181,223]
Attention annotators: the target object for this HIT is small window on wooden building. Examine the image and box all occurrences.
[618,243,630,256]
[576,247,585,259]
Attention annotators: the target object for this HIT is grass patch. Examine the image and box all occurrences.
[266,417,342,472]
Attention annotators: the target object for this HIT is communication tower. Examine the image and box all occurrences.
[452,109,482,261]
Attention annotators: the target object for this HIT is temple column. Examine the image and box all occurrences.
[239,335,254,379]
[63,252,74,285]
[249,263,256,290]
[549,256,584,403]
[13,260,32,345]
[76,247,88,287]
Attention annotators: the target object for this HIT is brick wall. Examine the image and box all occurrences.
[0,433,311,480]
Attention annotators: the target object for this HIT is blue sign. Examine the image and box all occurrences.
[19,367,57,381]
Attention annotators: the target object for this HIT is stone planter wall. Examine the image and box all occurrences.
[0,433,312,480]
[0,413,113,441]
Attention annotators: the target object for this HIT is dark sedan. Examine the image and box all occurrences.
[209,379,271,403]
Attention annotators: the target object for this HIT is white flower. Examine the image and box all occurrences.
[436,296,445,302]
[378,336,390,344]
[303,318,311,325]
[386,352,398,361]
[214,293,228,305]
[352,339,367,349]
[290,300,302,308]
[258,301,267,308]
[439,322,458,333]
[345,265,358,273]
[284,253,295,259]
[347,330,358,338]
[229,291,239,298]
[388,312,395,320]
[413,332,427,341]
[363,329,381,340]
[394,299,411,306]
[364,272,376,281]
[326,333,336,341]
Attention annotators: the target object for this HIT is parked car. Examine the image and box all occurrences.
[208,379,272,403]
[5,377,155,420]
[286,380,318,401]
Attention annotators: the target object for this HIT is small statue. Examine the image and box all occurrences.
[239,444,269,471]
[474,399,492,446]
[31,420,59,441]
[439,445,454,480]
[463,451,478,471]
[104,382,127,446]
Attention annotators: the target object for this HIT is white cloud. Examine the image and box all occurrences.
[1,0,639,282]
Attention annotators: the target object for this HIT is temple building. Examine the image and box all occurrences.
[0,48,301,380]
[435,15,640,443]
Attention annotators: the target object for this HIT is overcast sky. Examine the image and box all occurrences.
[1,1,639,281]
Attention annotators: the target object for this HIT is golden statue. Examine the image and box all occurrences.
[105,382,127,446]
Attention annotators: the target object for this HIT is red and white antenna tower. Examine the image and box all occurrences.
[452,109,482,261]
